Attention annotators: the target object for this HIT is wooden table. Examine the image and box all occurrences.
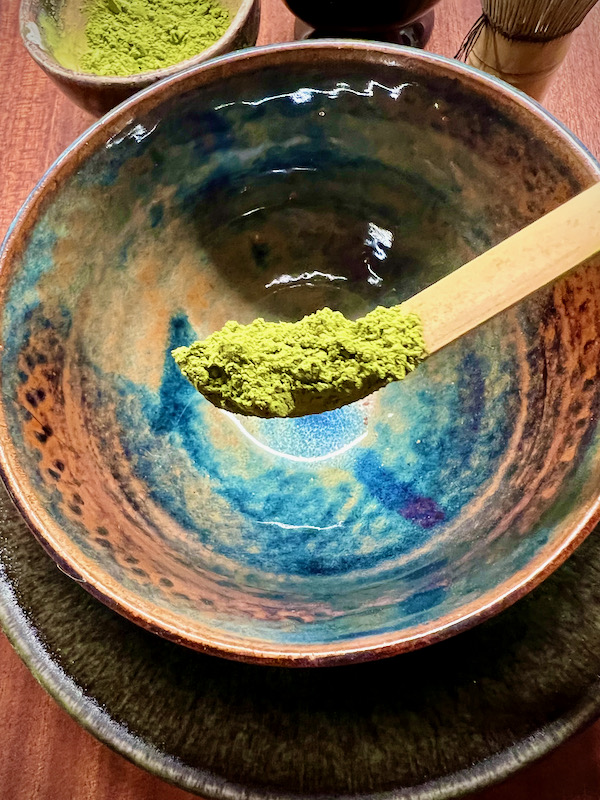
[2,0,600,796]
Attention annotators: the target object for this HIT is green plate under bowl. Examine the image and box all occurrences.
[3,475,600,798]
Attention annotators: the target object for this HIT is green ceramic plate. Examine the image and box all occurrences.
[2,477,600,798]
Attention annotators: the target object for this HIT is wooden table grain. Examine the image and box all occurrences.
[1,0,600,797]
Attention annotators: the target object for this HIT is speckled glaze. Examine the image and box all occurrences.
[2,42,600,667]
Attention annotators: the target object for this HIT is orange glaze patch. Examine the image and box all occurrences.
[14,320,342,629]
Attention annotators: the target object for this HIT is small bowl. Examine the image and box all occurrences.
[2,42,600,667]
[19,0,260,116]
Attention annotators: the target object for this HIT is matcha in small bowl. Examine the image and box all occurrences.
[20,0,260,116]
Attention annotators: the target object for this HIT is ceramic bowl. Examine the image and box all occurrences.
[1,41,600,668]
[19,0,260,116]
[282,0,439,34]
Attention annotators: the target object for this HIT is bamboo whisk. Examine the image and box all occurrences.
[458,0,600,100]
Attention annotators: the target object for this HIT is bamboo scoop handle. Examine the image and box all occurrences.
[402,182,600,355]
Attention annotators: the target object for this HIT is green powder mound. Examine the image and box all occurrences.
[172,306,427,418]
[80,0,231,77]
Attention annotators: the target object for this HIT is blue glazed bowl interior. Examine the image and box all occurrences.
[2,43,600,664]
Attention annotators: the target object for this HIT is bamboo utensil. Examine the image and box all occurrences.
[183,181,600,417]
[404,181,600,354]
[457,0,600,100]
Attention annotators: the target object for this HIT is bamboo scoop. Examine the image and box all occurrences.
[402,182,600,354]
[174,182,600,418]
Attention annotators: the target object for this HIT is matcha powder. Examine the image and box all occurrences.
[80,0,231,76]
[172,306,428,418]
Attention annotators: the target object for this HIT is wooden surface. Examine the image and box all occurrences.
[1,0,600,797]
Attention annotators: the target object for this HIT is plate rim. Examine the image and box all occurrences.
[3,529,600,800]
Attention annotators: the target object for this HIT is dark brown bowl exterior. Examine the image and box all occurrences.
[283,0,439,32]
[19,0,260,116]
[2,42,600,667]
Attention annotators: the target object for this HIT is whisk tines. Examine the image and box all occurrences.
[482,0,600,41]
[456,0,599,100]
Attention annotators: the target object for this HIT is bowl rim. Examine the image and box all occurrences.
[19,0,259,86]
[1,39,600,668]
